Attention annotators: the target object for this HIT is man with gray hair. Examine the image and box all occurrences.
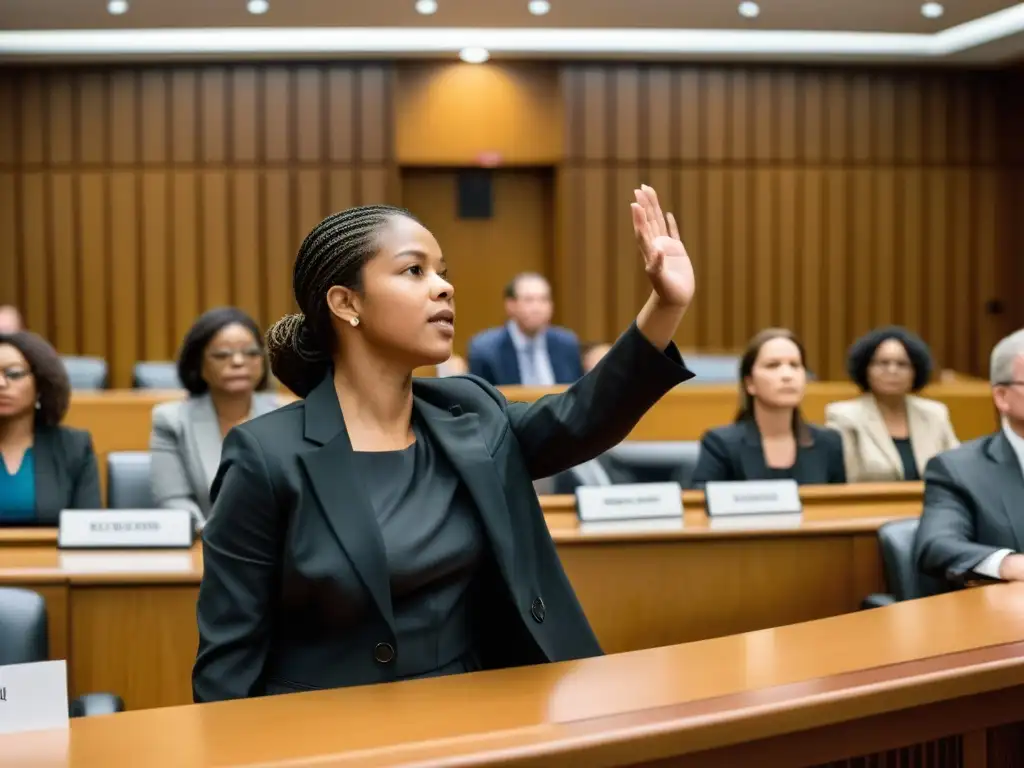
[915,329,1024,584]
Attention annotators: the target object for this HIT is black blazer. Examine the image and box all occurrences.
[914,431,1024,585]
[9,426,101,525]
[689,420,846,488]
[192,323,694,702]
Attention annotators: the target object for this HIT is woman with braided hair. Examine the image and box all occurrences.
[192,185,698,702]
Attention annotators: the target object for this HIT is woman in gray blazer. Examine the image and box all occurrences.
[150,307,280,526]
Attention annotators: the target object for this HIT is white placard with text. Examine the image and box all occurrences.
[57,509,194,549]
[704,479,803,517]
[575,482,683,523]
[0,660,69,735]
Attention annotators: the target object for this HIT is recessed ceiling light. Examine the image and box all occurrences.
[107,0,129,14]
[459,46,489,63]
[415,0,438,14]
[738,1,760,19]
[921,2,944,19]
[247,0,269,14]
[528,0,551,15]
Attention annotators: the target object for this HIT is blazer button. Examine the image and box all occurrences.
[531,597,546,623]
[374,642,395,664]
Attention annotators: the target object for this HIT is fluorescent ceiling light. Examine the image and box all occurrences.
[0,4,1022,58]
[415,0,438,15]
[738,2,760,19]
[459,46,489,63]
[921,3,945,19]
[247,0,269,14]
[107,0,129,14]
[528,0,551,15]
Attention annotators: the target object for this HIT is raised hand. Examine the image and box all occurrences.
[631,185,695,310]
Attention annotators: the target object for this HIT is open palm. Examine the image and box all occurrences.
[631,185,695,309]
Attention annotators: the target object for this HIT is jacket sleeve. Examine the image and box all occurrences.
[149,406,203,522]
[914,454,1002,584]
[500,322,693,480]
[689,430,732,489]
[192,427,282,703]
[68,432,102,509]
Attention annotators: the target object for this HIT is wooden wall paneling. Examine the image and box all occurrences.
[262,170,292,324]
[675,168,701,351]
[48,73,73,166]
[613,166,643,339]
[263,67,291,164]
[899,170,924,335]
[21,173,49,338]
[170,70,196,165]
[974,170,998,376]
[776,72,798,163]
[295,67,323,164]
[582,68,609,162]
[949,169,973,374]
[873,77,897,164]
[897,75,924,164]
[140,70,167,166]
[925,170,949,366]
[850,74,872,163]
[800,170,824,373]
[200,171,230,309]
[358,66,389,164]
[850,169,874,340]
[19,72,45,166]
[777,170,798,335]
[231,67,258,164]
[141,172,171,361]
[728,70,750,163]
[581,167,610,342]
[646,67,672,163]
[753,169,777,333]
[0,174,17,308]
[874,170,897,332]
[110,172,139,387]
[614,68,640,164]
[703,170,727,350]
[0,77,16,165]
[327,68,355,164]
[726,168,750,350]
[200,68,227,165]
[78,73,107,165]
[677,69,701,162]
[752,71,775,163]
[78,173,107,356]
[171,171,199,344]
[825,170,848,379]
[800,73,824,164]
[230,170,262,323]
[109,70,137,166]
[50,172,78,352]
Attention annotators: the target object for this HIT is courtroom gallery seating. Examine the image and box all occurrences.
[60,355,109,390]
[552,440,702,493]
[106,451,157,509]
[861,518,947,609]
[0,587,124,717]
[132,361,182,389]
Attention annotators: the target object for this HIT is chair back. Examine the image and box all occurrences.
[681,355,740,383]
[0,588,48,665]
[61,356,108,390]
[133,362,182,389]
[605,440,702,488]
[106,451,155,509]
[878,518,947,601]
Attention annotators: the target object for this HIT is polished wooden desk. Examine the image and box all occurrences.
[2,585,1022,767]
[0,485,920,711]
[64,382,996,501]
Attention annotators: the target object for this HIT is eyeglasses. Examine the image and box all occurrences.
[996,381,1024,387]
[0,368,31,384]
[207,348,263,363]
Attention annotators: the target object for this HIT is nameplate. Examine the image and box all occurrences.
[704,479,803,517]
[0,660,69,735]
[575,482,683,523]
[57,509,195,550]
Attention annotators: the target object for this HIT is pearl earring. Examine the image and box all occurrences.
[349,317,360,327]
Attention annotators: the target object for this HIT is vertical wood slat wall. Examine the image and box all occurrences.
[558,65,1016,380]
[0,64,396,388]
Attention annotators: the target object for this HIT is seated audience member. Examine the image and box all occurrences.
[150,307,278,527]
[826,326,958,482]
[0,332,100,523]
[915,329,1024,585]
[467,273,583,386]
[691,328,845,488]
[0,305,23,334]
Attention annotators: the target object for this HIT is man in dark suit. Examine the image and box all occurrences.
[915,328,1024,585]
[467,273,583,386]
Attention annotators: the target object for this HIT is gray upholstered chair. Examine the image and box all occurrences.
[861,518,947,609]
[61,356,107,390]
[106,451,155,509]
[133,362,182,390]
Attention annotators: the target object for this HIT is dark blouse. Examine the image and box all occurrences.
[349,419,485,681]
[893,437,920,481]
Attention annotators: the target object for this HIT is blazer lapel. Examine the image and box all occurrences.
[297,375,395,636]
[497,329,521,386]
[415,397,518,594]
[860,395,904,476]
[187,396,225,492]
[32,427,64,523]
[738,421,768,479]
[906,397,934,475]
[986,431,1024,551]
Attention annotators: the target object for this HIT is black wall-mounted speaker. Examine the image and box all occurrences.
[456,169,494,220]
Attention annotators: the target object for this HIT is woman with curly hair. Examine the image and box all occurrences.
[826,326,959,482]
[0,331,100,523]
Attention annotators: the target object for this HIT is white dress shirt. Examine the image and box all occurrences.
[972,420,1024,579]
[507,321,556,387]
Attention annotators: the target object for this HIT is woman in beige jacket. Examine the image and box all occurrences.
[826,327,958,482]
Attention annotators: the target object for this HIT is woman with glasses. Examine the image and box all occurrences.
[149,307,280,527]
[826,326,958,482]
[0,331,100,524]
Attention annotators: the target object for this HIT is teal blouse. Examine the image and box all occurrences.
[0,448,36,523]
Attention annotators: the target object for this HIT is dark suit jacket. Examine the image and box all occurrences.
[192,323,694,702]
[28,425,101,525]
[914,431,1024,585]
[690,421,846,489]
[467,325,583,386]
